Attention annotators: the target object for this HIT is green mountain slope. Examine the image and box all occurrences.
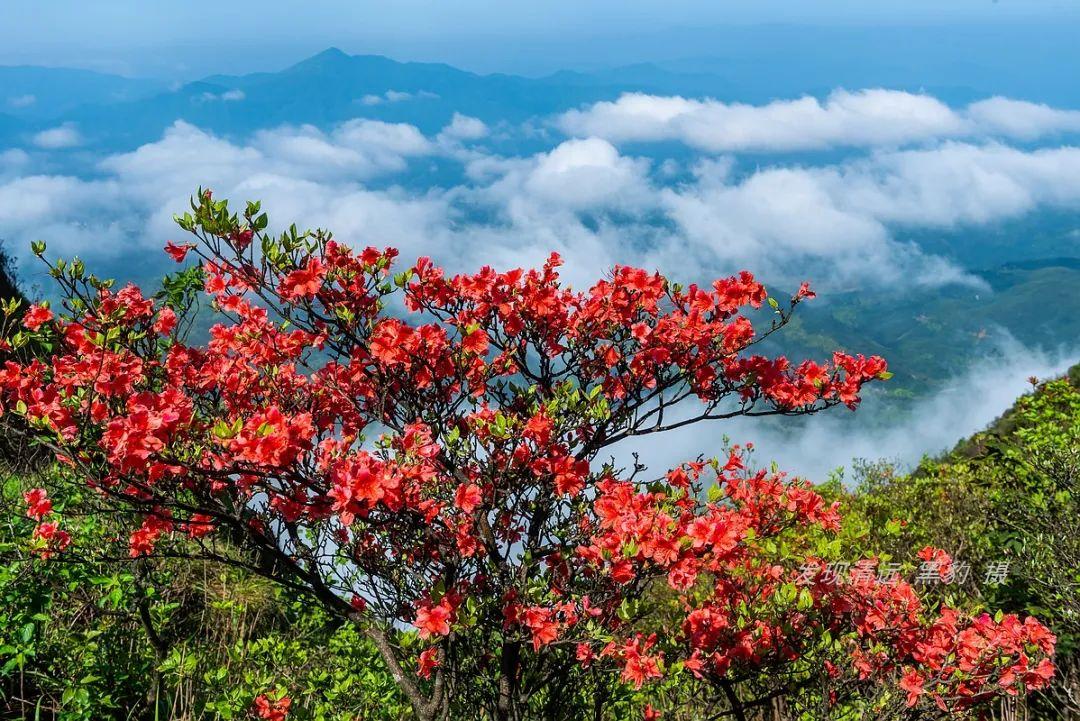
[775,258,1080,395]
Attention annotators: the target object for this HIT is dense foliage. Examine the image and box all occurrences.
[833,365,1080,719]
[0,192,1061,719]
[1,471,409,720]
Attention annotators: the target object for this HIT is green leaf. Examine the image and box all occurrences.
[212,420,236,439]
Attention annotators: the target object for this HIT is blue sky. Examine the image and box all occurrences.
[3,0,1079,77]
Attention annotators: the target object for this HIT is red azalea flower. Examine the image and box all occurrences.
[22,304,53,331]
[164,241,195,263]
[23,487,52,520]
[415,601,453,639]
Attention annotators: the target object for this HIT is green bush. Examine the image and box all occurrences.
[0,471,407,720]
[835,365,1080,719]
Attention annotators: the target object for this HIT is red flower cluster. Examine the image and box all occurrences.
[22,487,69,559]
[23,487,52,519]
[565,452,1056,712]
[417,647,441,679]
[129,511,174,557]
[415,599,454,640]
[22,304,53,331]
[252,692,291,721]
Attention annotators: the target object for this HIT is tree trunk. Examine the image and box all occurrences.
[362,621,437,721]
[496,640,521,721]
[134,562,168,719]
[719,679,747,721]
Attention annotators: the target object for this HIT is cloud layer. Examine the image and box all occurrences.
[559,90,1080,152]
[31,123,82,149]
[3,107,1080,295]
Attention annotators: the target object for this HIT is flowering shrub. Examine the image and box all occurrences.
[21,486,70,558]
[0,191,1053,720]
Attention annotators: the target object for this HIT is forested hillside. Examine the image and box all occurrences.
[780,258,1080,396]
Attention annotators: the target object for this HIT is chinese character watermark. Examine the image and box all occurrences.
[983,561,1010,585]
[798,557,1010,587]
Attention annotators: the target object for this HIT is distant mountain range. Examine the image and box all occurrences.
[1,48,732,151]
[5,42,1080,154]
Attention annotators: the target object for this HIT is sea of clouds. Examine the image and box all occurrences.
[1,87,1078,478]
[605,336,1079,483]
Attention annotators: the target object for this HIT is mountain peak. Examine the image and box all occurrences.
[287,47,357,73]
[315,47,350,60]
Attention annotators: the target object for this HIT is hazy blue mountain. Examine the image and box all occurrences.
[0,49,635,150]
[0,65,164,119]
[194,47,613,131]
[10,45,1045,155]
[6,41,1079,156]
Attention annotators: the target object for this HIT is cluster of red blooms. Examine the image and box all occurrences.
[251,691,291,721]
[22,487,69,559]
[403,254,877,409]
[571,451,1056,711]
[0,192,1053,718]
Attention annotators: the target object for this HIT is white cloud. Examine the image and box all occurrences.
[0,120,441,262]
[438,113,489,143]
[251,121,433,182]
[560,90,965,152]
[7,94,36,109]
[821,143,1080,227]
[603,335,1079,483]
[639,141,1080,287]
[965,97,1080,141]
[0,175,113,227]
[0,174,127,259]
[660,165,914,286]
[100,121,263,197]
[198,89,245,102]
[6,109,1080,295]
[331,119,433,157]
[0,149,30,175]
[99,119,434,194]
[559,90,1080,153]
[488,137,651,211]
[358,89,438,106]
[32,123,82,149]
